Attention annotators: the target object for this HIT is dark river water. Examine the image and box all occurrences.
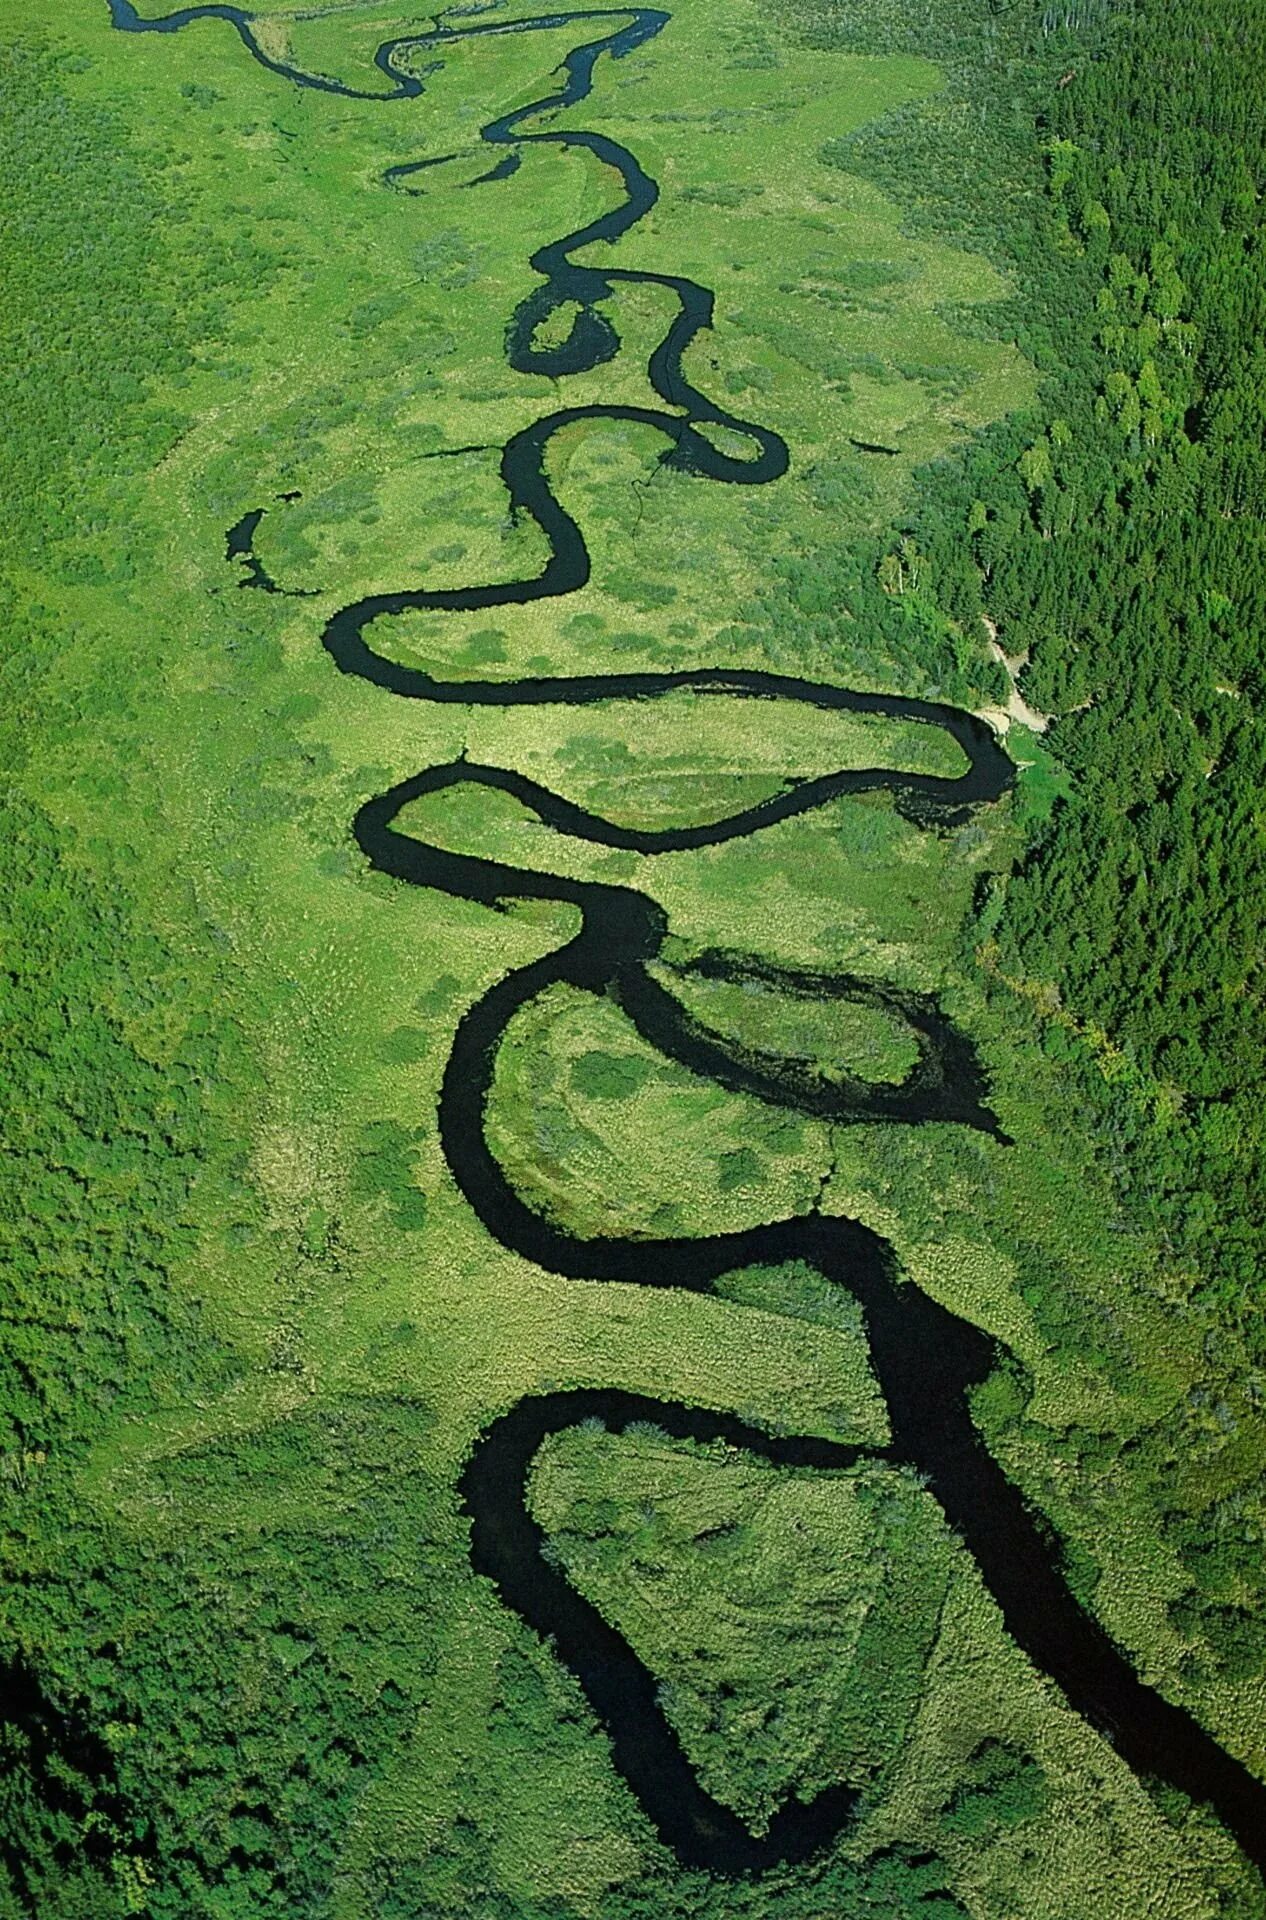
[112,0,1266,1881]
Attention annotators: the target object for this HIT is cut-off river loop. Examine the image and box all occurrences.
[111,0,1266,1880]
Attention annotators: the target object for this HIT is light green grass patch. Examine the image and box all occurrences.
[530,1426,941,1833]
[488,985,832,1238]
[660,966,924,1083]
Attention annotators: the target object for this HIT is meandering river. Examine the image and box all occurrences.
[112,0,1266,1880]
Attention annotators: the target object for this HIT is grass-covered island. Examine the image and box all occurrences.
[1,0,1263,1915]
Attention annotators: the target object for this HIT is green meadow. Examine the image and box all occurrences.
[2,0,1263,1916]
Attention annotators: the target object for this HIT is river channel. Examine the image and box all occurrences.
[112,0,1266,1880]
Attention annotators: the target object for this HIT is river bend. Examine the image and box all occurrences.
[111,0,1266,1881]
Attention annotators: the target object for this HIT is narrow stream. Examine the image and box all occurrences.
[112,0,1266,1881]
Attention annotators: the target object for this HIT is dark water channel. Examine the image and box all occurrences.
[112,0,1266,1881]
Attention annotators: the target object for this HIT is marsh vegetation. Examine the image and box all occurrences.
[2,0,1264,1916]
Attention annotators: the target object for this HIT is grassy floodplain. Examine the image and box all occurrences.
[2,0,1264,1916]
